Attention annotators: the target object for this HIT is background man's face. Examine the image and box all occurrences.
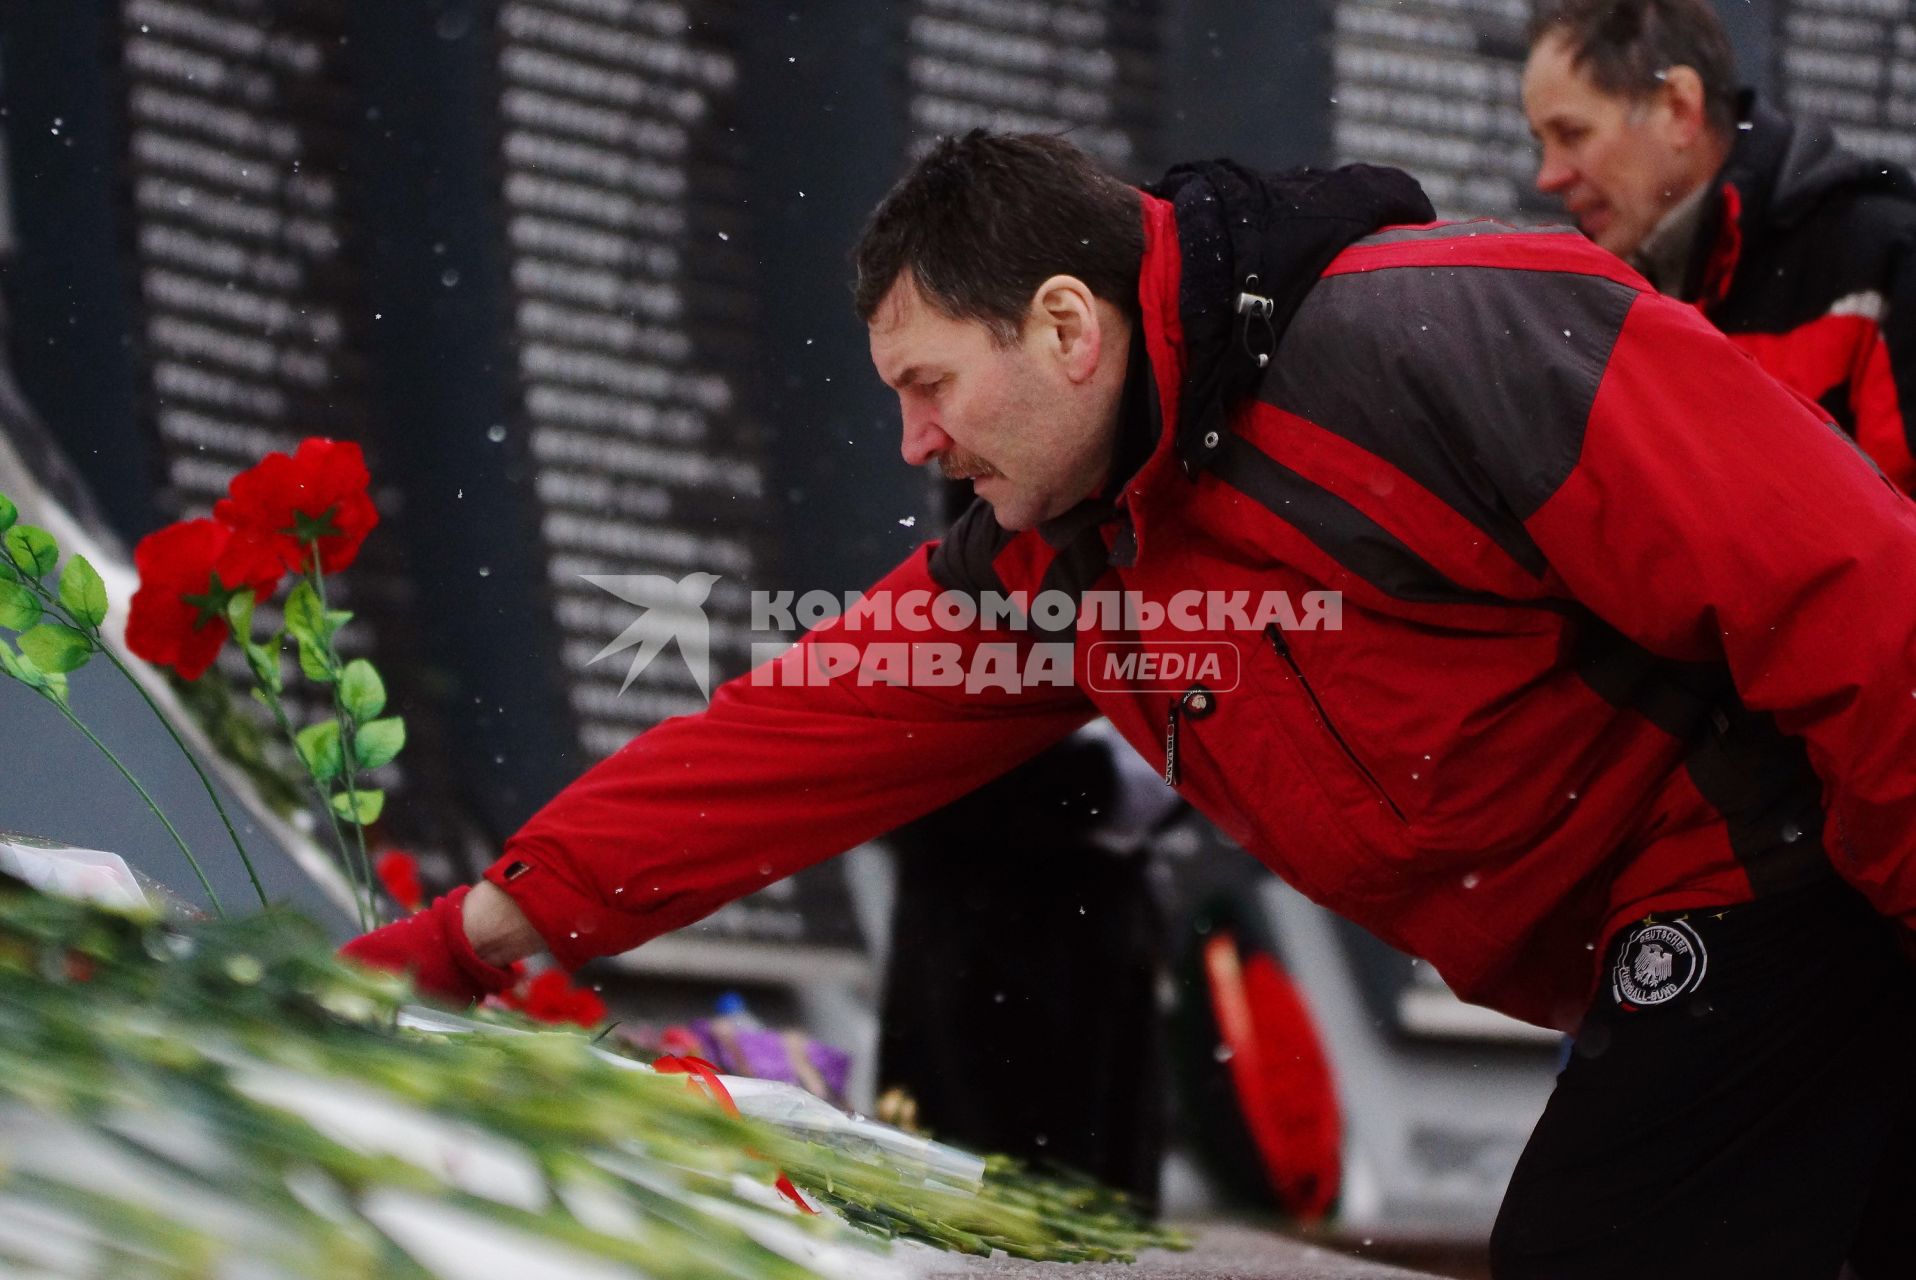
[869,276,1116,532]
[1522,35,1703,259]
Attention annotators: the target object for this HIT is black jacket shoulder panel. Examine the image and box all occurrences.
[1262,260,1639,555]
[1762,111,1916,227]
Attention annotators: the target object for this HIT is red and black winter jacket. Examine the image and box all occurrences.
[1685,97,1916,492]
[484,164,1916,1031]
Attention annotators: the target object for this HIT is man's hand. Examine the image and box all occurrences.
[340,882,538,1004]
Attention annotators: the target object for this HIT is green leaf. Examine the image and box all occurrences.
[0,580,41,632]
[242,639,283,695]
[4,525,58,578]
[324,609,353,639]
[295,721,343,784]
[338,659,385,721]
[3,644,39,685]
[283,580,325,642]
[352,716,406,770]
[330,787,385,825]
[57,554,108,630]
[0,558,16,583]
[0,492,15,531]
[296,632,335,684]
[18,622,92,674]
[1,642,66,704]
[225,590,256,644]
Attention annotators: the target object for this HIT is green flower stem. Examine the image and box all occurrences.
[257,680,370,933]
[15,574,271,910]
[96,642,271,910]
[306,548,377,927]
[42,688,225,918]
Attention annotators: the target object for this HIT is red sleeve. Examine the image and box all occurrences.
[481,546,1094,968]
[1525,293,1916,926]
[1849,248,1916,494]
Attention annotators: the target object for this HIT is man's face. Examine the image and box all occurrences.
[869,275,1119,532]
[1522,35,1703,258]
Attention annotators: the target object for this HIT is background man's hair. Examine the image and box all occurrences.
[1529,0,1739,137]
[853,130,1144,344]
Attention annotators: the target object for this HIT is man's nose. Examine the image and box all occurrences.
[1535,149,1575,195]
[900,402,953,467]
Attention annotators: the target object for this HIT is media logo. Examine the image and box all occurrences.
[583,572,720,699]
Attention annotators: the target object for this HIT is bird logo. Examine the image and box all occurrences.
[581,572,721,700]
[1632,943,1674,988]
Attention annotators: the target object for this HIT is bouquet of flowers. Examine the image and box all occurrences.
[3,439,395,929]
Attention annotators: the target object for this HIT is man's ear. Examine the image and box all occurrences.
[1657,65,1711,148]
[1028,274,1102,383]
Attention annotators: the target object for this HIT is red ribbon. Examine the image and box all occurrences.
[653,1054,816,1214]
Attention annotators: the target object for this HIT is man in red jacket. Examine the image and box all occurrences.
[1524,0,1916,492]
[348,131,1916,1275]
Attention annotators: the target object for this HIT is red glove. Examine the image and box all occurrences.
[340,885,519,1005]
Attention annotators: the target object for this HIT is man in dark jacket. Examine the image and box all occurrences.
[1525,0,1916,491]
[345,131,1916,1275]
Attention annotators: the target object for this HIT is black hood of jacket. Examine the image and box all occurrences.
[1146,161,1434,478]
[1720,93,1916,232]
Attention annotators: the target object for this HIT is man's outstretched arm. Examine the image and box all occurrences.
[343,544,1094,998]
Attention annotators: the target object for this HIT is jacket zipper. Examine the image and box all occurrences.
[1163,685,1216,787]
[1265,624,1408,823]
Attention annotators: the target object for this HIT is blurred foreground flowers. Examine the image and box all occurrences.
[0,879,1183,1277]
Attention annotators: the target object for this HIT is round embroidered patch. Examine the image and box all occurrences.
[1611,919,1708,1008]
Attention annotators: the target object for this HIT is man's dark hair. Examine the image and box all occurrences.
[1530,0,1739,136]
[853,130,1144,345]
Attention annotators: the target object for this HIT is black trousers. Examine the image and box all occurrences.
[1491,881,1916,1279]
[878,738,1168,1207]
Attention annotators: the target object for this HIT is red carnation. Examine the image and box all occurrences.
[498,969,608,1029]
[375,850,424,913]
[126,520,285,680]
[215,438,378,575]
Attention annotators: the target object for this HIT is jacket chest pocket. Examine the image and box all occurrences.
[1263,623,1409,825]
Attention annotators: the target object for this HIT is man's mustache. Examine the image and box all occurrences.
[935,450,1000,482]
